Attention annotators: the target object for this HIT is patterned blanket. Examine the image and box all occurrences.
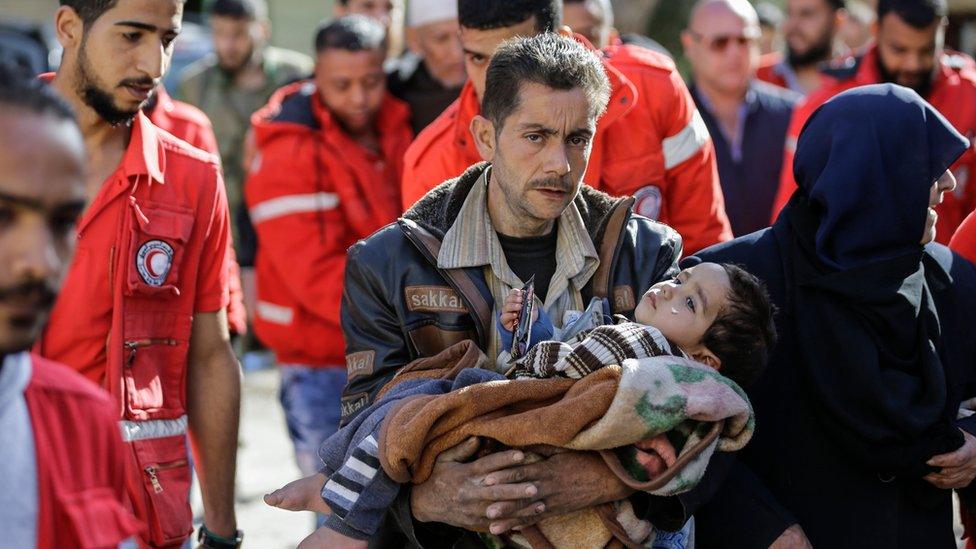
[378,324,755,548]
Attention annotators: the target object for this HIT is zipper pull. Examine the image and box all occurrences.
[125,342,137,368]
[145,466,163,493]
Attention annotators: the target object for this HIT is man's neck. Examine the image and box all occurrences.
[50,71,131,200]
[50,72,130,150]
[697,81,748,138]
[792,63,825,95]
[232,56,269,91]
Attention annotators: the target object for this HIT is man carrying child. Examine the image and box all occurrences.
[266,32,770,546]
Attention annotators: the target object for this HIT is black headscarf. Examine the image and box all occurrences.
[775,84,970,482]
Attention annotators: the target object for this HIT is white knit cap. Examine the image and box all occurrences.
[406,0,458,27]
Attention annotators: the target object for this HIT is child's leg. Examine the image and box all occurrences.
[297,526,369,549]
[264,472,331,514]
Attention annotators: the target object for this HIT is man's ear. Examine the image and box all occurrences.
[405,26,421,55]
[680,30,695,55]
[471,114,496,162]
[54,5,84,51]
[690,347,721,371]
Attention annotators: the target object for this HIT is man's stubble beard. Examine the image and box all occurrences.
[876,53,935,98]
[787,23,835,68]
[75,40,145,126]
[218,43,259,78]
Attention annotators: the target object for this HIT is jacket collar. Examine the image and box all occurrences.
[436,166,599,276]
[39,73,166,185]
[123,111,167,185]
[403,162,627,249]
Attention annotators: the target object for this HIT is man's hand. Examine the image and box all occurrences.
[769,524,812,549]
[481,451,633,535]
[924,429,976,489]
[410,438,542,531]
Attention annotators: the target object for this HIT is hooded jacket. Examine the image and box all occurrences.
[246,81,412,366]
[400,41,732,255]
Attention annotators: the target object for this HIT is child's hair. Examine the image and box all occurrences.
[701,264,776,388]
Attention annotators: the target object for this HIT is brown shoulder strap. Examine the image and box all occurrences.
[591,197,634,300]
[400,219,493,344]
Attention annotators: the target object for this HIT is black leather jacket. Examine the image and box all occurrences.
[339,162,688,547]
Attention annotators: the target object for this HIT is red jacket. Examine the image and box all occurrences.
[951,211,976,264]
[25,354,143,549]
[773,46,976,243]
[246,82,412,366]
[146,86,248,336]
[146,87,219,155]
[401,41,732,254]
[756,52,792,91]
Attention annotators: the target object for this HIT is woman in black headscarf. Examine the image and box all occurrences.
[687,84,976,548]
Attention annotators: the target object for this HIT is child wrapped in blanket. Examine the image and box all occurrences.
[266,262,775,548]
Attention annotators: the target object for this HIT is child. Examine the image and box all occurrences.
[265,262,775,547]
[501,262,773,388]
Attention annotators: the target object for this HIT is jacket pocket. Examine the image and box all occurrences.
[59,487,143,549]
[130,435,193,546]
[126,202,195,298]
[123,337,187,417]
[407,324,475,357]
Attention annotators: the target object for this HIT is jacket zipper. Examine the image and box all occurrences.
[124,338,178,368]
[144,459,188,494]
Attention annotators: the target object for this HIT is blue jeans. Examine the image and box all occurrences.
[278,365,347,474]
[278,365,347,527]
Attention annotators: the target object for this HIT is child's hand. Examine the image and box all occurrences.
[500,289,525,331]
[500,289,540,331]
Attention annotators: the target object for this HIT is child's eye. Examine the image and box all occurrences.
[686,296,696,313]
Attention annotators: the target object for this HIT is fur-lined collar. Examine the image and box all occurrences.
[402,162,626,247]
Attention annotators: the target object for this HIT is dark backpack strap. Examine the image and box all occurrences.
[399,218,493,346]
[591,197,634,302]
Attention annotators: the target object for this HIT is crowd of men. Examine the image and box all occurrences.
[3,0,976,547]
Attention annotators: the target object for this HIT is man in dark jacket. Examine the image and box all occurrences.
[339,34,716,547]
[684,0,801,237]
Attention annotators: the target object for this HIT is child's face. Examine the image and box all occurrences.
[634,263,730,355]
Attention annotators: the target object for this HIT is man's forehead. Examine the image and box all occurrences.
[459,17,540,54]
[508,84,596,131]
[319,49,386,69]
[880,12,941,34]
[100,0,183,29]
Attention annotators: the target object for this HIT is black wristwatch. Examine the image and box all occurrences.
[198,524,243,548]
